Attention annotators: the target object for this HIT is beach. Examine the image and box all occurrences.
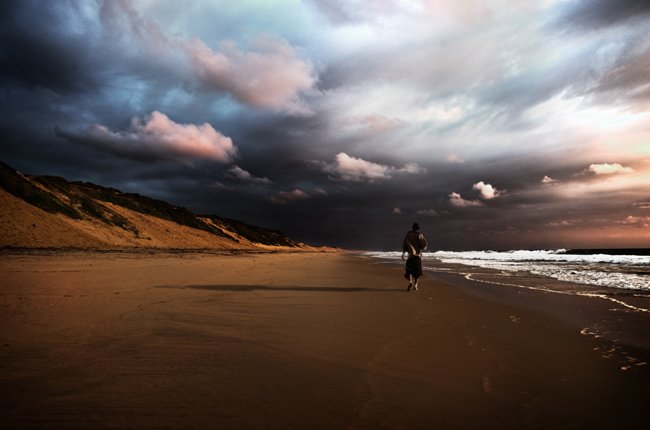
[1,251,649,429]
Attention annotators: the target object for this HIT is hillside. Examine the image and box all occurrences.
[0,161,314,251]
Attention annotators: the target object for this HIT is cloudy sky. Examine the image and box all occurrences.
[1,0,649,250]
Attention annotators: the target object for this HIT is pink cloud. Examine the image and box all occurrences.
[360,114,402,133]
[60,111,236,163]
[184,36,317,114]
[268,189,310,204]
[100,3,317,114]
[446,154,464,164]
[449,192,483,208]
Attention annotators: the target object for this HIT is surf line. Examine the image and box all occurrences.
[462,273,650,314]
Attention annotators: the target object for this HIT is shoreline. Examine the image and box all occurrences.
[427,265,650,361]
[369,254,650,355]
[1,251,649,429]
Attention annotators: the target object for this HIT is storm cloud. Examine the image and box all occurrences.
[1,0,649,250]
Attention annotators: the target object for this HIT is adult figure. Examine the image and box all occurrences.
[401,222,427,291]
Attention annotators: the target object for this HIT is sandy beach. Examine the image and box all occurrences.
[1,251,648,429]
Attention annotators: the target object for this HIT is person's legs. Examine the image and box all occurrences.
[405,256,421,292]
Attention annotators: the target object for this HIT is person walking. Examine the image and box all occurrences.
[401,222,427,292]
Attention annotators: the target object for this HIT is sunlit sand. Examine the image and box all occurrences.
[1,251,648,429]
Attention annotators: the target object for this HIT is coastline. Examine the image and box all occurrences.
[371,254,650,361]
[424,260,650,359]
[1,251,649,429]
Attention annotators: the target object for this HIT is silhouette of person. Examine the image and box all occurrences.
[401,222,427,292]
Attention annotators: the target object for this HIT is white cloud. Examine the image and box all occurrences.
[324,153,425,181]
[268,189,310,204]
[473,181,501,199]
[61,111,236,163]
[398,162,427,174]
[184,36,317,114]
[325,153,390,181]
[586,163,634,175]
[622,216,650,228]
[542,175,558,184]
[449,192,484,208]
[548,220,573,227]
[415,209,438,216]
[228,166,271,183]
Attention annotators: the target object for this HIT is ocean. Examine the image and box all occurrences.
[366,249,650,313]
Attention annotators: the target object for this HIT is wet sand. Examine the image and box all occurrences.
[1,251,649,429]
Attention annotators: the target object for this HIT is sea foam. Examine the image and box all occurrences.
[365,250,650,292]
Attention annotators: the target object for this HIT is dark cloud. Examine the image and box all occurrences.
[0,1,99,93]
[304,0,399,25]
[556,0,650,29]
[1,1,648,250]
[592,43,650,100]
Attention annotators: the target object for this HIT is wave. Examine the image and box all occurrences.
[366,250,650,265]
[364,250,650,292]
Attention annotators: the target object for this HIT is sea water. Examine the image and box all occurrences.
[366,249,650,292]
[366,249,650,313]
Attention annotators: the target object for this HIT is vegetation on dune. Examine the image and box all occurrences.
[0,162,80,219]
[69,181,233,239]
[1,160,299,247]
[208,215,298,247]
[31,175,138,234]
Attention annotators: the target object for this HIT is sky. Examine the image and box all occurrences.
[1,0,649,250]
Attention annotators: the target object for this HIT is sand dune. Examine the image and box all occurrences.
[0,162,327,252]
[0,189,251,249]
